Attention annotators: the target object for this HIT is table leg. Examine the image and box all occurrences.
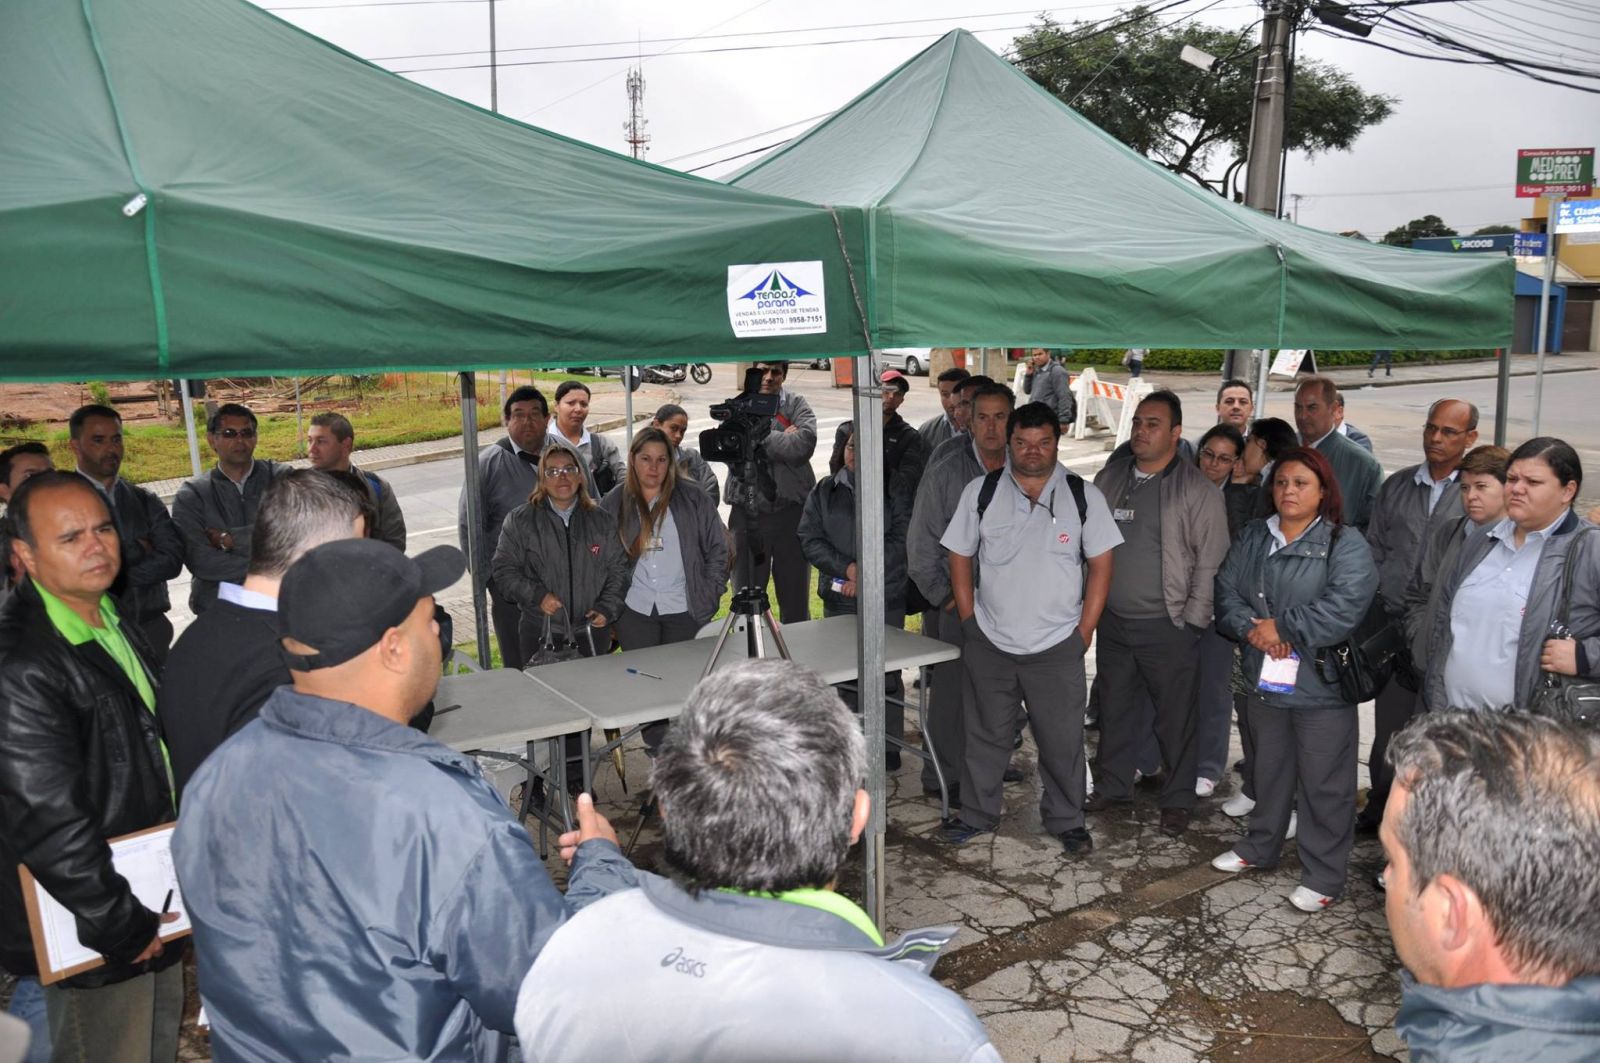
[554,737,574,833]
[526,740,547,860]
[581,729,595,797]
[919,665,950,821]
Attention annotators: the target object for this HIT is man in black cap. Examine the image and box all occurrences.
[173,539,635,1063]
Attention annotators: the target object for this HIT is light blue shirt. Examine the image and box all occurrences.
[1443,513,1564,711]
[218,582,278,612]
[624,499,687,616]
[1413,465,1459,517]
[1265,514,1322,556]
[548,499,576,527]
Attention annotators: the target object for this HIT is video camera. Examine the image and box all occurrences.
[698,366,780,465]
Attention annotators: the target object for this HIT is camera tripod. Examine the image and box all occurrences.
[702,456,791,676]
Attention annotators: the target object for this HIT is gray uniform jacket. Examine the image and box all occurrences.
[96,476,184,625]
[491,501,631,626]
[677,446,721,505]
[798,468,913,611]
[1094,454,1231,629]
[599,484,729,625]
[1343,423,1374,452]
[1024,359,1076,425]
[1367,464,1463,615]
[514,873,1000,1063]
[1314,430,1383,531]
[457,436,577,576]
[1420,512,1600,714]
[1403,513,1472,669]
[350,463,407,552]
[1395,970,1600,1062]
[917,413,956,455]
[171,460,288,614]
[1214,517,1380,709]
[907,438,984,609]
[174,687,637,1063]
[724,389,817,512]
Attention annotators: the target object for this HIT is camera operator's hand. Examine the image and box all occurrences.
[540,593,563,616]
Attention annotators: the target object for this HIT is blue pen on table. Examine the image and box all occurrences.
[627,668,664,680]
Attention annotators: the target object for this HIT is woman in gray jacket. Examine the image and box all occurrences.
[1210,446,1378,912]
[1420,437,1600,715]
[491,444,630,667]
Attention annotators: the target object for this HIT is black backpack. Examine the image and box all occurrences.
[973,467,1089,586]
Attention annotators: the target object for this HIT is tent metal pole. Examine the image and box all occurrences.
[1532,202,1561,437]
[459,372,493,667]
[179,379,202,478]
[624,366,635,449]
[1493,347,1510,448]
[853,353,887,927]
[294,378,303,457]
[1255,348,1270,420]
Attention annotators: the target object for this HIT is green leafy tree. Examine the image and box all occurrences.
[1382,215,1457,246]
[1012,9,1396,194]
[1471,224,1518,235]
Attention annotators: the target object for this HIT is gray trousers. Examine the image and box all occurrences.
[1094,612,1203,810]
[44,961,184,1063]
[1236,698,1358,897]
[1362,676,1419,824]
[1194,624,1237,782]
[960,620,1087,833]
[488,579,524,671]
[920,606,968,791]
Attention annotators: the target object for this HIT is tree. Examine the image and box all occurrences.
[1382,215,1457,246]
[1011,9,1396,195]
[1471,224,1518,235]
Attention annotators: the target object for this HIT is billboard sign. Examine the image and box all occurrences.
[1516,148,1594,197]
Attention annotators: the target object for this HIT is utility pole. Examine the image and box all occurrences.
[1289,192,1303,224]
[624,66,650,160]
[1224,0,1297,383]
[488,0,498,113]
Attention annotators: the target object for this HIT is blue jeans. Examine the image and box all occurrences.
[6,975,50,1063]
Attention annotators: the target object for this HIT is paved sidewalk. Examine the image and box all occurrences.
[1132,349,1600,398]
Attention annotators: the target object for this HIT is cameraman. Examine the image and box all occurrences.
[724,361,817,624]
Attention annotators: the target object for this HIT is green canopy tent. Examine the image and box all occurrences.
[0,0,870,377]
[728,29,1512,352]
[0,0,923,919]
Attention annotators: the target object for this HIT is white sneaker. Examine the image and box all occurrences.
[1195,777,1217,798]
[1286,811,1297,840]
[1221,793,1255,818]
[1211,850,1253,873]
[1289,885,1334,912]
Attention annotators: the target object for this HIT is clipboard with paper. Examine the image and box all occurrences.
[18,822,191,985]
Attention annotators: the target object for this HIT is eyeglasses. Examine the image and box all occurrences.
[544,466,580,478]
[1423,423,1469,439]
[1199,448,1237,466]
[216,427,256,440]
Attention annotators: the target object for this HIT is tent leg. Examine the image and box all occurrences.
[624,366,635,449]
[460,373,493,668]
[853,353,887,928]
[179,379,202,479]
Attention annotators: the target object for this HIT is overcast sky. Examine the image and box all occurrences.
[256,0,1598,238]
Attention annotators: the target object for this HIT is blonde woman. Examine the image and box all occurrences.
[492,442,630,666]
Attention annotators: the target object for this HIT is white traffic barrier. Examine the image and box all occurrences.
[1111,377,1154,447]
[1070,366,1147,442]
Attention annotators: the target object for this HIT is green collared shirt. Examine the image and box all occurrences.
[724,887,884,946]
[35,585,172,794]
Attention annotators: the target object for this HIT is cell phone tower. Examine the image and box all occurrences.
[624,65,650,160]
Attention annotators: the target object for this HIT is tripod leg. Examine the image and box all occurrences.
[764,609,792,660]
[702,610,738,678]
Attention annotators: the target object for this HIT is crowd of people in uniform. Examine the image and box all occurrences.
[0,354,1596,1061]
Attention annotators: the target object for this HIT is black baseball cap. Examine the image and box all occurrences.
[279,539,465,671]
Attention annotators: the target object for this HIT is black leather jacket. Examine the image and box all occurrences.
[0,582,180,986]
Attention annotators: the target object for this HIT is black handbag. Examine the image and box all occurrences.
[1314,526,1404,704]
[1530,528,1600,724]
[524,607,596,669]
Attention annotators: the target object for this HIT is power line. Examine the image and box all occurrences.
[1297,182,1504,199]
[389,24,1041,74]
[659,112,834,164]
[264,0,486,10]
[367,4,1145,63]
